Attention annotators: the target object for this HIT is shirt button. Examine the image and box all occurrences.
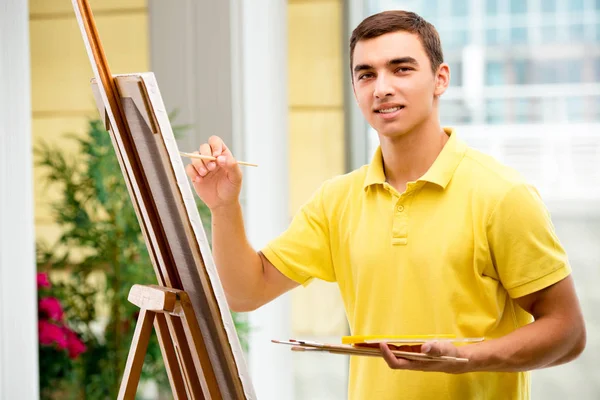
[397,205,404,212]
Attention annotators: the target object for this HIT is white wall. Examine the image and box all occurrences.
[237,1,294,399]
[0,0,39,398]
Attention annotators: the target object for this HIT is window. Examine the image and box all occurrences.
[569,24,585,41]
[422,0,438,14]
[511,27,528,44]
[568,0,584,12]
[448,61,462,87]
[512,60,528,84]
[443,29,469,48]
[542,0,556,12]
[567,97,585,122]
[510,0,527,14]
[486,62,505,86]
[451,0,469,17]
[513,98,533,123]
[486,0,497,15]
[486,29,500,45]
[565,59,583,83]
[439,99,471,125]
[535,61,559,84]
[485,99,505,124]
[541,26,557,43]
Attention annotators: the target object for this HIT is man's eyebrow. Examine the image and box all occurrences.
[387,57,419,67]
[353,63,373,73]
[353,57,419,73]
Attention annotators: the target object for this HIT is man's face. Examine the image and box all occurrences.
[352,31,448,139]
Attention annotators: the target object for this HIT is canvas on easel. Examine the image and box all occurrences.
[71,1,256,399]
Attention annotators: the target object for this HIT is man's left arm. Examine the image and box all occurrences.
[381,274,586,373]
[466,274,586,371]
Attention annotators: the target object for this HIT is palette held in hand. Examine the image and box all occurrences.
[272,335,485,363]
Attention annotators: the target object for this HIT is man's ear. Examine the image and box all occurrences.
[434,63,450,97]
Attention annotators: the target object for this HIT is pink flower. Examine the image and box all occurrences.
[64,329,87,359]
[37,273,51,289]
[39,297,64,321]
[38,320,67,349]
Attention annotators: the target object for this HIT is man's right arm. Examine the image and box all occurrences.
[184,135,298,312]
[211,201,299,312]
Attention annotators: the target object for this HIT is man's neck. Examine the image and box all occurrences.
[379,119,449,193]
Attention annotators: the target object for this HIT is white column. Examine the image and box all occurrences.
[463,0,485,124]
[0,1,39,399]
[147,0,236,153]
[235,1,293,399]
[344,0,370,169]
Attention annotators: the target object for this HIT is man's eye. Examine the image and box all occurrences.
[396,67,412,73]
[359,73,373,80]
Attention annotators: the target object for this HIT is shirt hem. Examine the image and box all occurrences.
[260,246,313,287]
[507,263,571,298]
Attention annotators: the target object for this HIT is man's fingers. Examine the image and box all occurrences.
[422,341,455,357]
[208,135,224,157]
[216,154,242,185]
[194,143,214,174]
[188,138,240,182]
[185,163,197,180]
[185,163,202,183]
[379,343,415,370]
[379,343,399,368]
[379,341,465,373]
[191,156,208,177]
[421,342,438,356]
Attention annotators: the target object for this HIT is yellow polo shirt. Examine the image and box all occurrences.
[261,128,571,400]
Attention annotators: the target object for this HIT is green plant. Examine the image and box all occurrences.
[36,118,249,399]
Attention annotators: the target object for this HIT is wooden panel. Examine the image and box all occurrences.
[288,0,344,107]
[30,14,149,113]
[289,109,345,214]
[30,0,146,15]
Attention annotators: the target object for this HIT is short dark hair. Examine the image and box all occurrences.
[349,10,444,74]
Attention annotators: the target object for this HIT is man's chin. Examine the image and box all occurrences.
[376,125,411,139]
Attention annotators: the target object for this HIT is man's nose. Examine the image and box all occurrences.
[374,73,394,98]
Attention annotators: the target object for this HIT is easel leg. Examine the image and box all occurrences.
[169,317,206,399]
[178,293,223,399]
[117,309,156,400]
[155,313,190,399]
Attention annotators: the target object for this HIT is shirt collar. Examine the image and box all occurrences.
[363,127,466,191]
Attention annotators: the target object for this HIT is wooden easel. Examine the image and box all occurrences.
[71,1,256,399]
[118,285,214,400]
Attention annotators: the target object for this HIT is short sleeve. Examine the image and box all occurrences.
[261,183,335,286]
[487,183,571,298]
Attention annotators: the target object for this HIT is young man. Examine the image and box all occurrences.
[185,10,586,400]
